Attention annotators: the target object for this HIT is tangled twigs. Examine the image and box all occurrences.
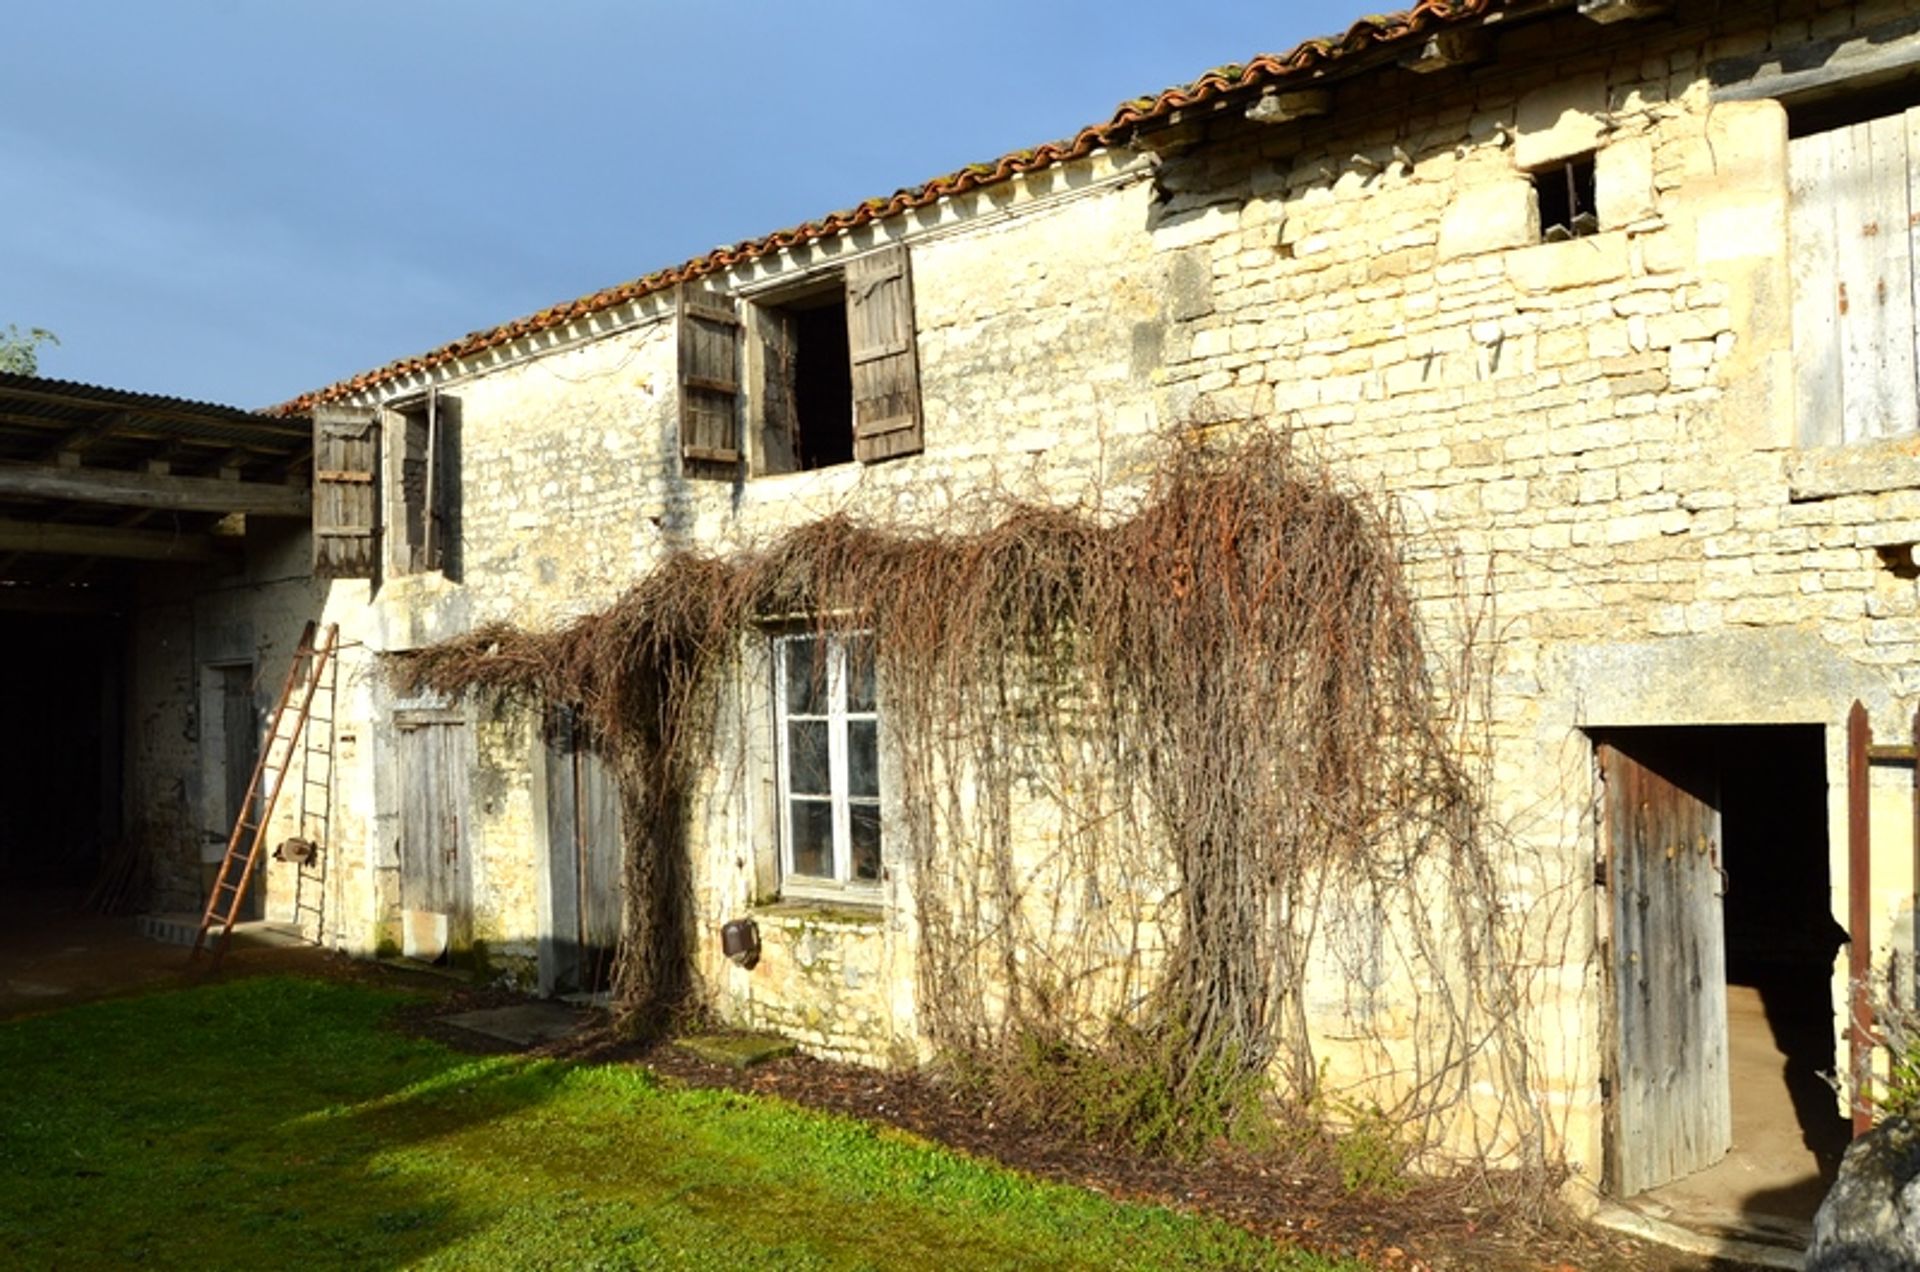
[395,426,1551,1179]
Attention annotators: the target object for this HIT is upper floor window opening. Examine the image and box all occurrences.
[675,244,925,480]
[1533,154,1599,242]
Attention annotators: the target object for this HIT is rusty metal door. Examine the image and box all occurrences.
[1599,734,1731,1197]
[397,713,469,958]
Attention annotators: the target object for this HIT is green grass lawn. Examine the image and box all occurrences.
[0,977,1359,1271]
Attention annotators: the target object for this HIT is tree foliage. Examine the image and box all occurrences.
[0,325,59,375]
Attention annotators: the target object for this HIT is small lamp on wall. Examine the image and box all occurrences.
[273,837,318,865]
[721,918,761,970]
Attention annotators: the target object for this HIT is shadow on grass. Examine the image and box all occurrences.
[0,976,557,1269]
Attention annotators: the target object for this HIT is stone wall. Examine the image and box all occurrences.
[226,0,1920,1193]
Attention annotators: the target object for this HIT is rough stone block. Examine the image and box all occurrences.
[1438,181,1539,259]
[1514,78,1609,171]
[1596,137,1657,227]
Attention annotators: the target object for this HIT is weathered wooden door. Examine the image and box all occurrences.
[1599,734,1731,1197]
[397,714,470,959]
[542,708,622,994]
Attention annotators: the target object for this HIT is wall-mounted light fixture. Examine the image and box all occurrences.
[721,918,761,970]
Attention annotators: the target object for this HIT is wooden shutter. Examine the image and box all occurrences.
[312,405,378,579]
[1790,107,1920,446]
[754,305,801,474]
[678,283,741,468]
[846,245,924,463]
[423,390,455,574]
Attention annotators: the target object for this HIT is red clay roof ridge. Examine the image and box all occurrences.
[274,0,1508,417]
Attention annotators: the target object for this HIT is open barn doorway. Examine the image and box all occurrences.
[0,612,123,891]
[1595,725,1848,1242]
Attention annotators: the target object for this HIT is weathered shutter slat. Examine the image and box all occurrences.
[755,306,800,473]
[845,245,924,464]
[312,405,379,579]
[1790,129,1841,447]
[678,283,742,469]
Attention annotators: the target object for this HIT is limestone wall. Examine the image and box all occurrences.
[229,0,1920,1188]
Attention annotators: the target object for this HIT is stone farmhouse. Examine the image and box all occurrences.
[14,0,1920,1237]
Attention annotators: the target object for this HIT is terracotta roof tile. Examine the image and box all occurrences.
[278,0,1509,415]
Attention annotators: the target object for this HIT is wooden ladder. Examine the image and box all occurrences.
[190,621,339,967]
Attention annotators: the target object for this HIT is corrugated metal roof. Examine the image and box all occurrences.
[0,372,309,455]
[278,0,1523,414]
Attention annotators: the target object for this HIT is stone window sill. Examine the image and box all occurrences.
[752,898,885,928]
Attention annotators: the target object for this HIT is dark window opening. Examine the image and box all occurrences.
[792,295,852,470]
[758,282,853,476]
[1534,155,1599,242]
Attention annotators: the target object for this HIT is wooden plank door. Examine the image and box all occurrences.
[1600,735,1732,1197]
[542,709,623,994]
[397,716,470,959]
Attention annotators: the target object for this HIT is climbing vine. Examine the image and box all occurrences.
[396,427,1557,1179]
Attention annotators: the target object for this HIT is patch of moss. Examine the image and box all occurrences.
[675,1033,798,1069]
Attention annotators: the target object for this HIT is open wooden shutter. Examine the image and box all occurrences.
[1790,107,1920,446]
[423,390,456,574]
[846,245,923,463]
[312,404,379,579]
[678,283,741,468]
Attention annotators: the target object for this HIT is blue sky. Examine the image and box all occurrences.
[1,2,1363,409]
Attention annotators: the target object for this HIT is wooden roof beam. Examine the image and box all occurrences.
[0,516,228,563]
[0,461,309,517]
[1578,0,1671,22]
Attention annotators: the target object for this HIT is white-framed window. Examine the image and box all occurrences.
[774,631,880,892]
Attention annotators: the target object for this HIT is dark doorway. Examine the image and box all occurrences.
[210,664,264,920]
[1595,724,1847,1236]
[0,614,123,888]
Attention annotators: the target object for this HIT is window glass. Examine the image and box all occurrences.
[847,634,876,713]
[789,799,834,878]
[849,803,881,883]
[847,720,878,799]
[787,720,831,795]
[783,637,824,716]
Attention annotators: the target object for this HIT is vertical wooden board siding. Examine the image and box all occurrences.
[1872,113,1917,440]
[1603,737,1731,1197]
[1790,132,1842,447]
[542,713,583,990]
[542,711,624,993]
[678,284,742,466]
[1832,117,1919,442]
[312,406,379,578]
[398,721,469,921]
[846,246,924,463]
[576,740,623,990]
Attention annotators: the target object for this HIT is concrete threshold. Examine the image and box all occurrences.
[1592,1202,1804,1270]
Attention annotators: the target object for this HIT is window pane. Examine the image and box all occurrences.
[850,802,881,882]
[789,799,834,878]
[847,719,878,798]
[783,637,823,716]
[787,720,830,795]
[846,634,876,712]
